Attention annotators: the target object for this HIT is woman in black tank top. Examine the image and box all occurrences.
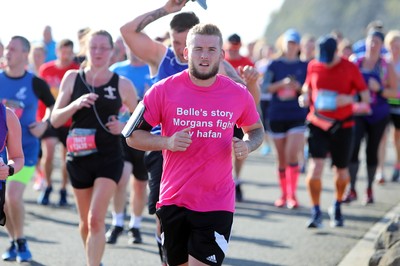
[50,30,138,265]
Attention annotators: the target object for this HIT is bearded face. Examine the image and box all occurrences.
[185,34,222,81]
[189,59,219,80]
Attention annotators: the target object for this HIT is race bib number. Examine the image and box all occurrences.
[277,87,297,101]
[315,90,337,111]
[66,128,97,157]
[2,99,24,119]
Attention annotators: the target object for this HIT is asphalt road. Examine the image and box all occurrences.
[1,143,399,266]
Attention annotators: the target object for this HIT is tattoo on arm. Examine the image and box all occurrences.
[244,126,264,153]
[136,8,169,33]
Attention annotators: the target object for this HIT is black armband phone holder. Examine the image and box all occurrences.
[121,101,146,138]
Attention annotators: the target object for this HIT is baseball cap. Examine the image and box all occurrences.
[284,29,301,44]
[228,33,241,44]
[316,35,337,64]
[188,0,207,10]
[226,33,242,50]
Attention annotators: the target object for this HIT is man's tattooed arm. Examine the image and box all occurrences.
[243,124,264,153]
[136,8,169,33]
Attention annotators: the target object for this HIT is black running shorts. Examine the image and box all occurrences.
[121,137,148,181]
[66,152,123,189]
[41,126,69,147]
[156,205,233,266]
[307,123,354,169]
[391,113,400,129]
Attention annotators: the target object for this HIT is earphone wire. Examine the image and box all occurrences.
[79,68,113,134]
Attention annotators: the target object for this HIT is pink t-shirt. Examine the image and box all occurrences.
[143,70,260,212]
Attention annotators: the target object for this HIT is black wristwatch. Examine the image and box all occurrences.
[8,165,14,176]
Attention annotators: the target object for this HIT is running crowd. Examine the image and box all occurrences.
[0,0,400,265]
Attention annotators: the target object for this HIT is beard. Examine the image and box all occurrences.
[189,61,219,80]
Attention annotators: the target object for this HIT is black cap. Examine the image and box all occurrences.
[317,35,337,64]
[228,33,241,44]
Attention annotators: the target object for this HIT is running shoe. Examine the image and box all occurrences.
[16,238,32,263]
[37,186,52,205]
[307,210,323,229]
[58,189,68,207]
[328,206,344,227]
[375,172,385,185]
[392,168,400,182]
[128,227,143,244]
[286,197,299,209]
[32,170,46,191]
[342,189,357,203]
[2,241,16,261]
[364,188,374,205]
[105,226,124,244]
[274,197,286,208]
[235,184,243,202]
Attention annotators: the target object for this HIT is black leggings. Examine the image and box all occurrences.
[349,116,389,189]
[350,116,389,165]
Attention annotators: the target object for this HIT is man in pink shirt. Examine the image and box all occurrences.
[125,23,263,266]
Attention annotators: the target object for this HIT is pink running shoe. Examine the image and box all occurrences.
[286,197,299,209]
[274,197,286,208]
[32,170,46,191]
[375,172,385,185]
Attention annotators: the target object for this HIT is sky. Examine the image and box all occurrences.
[1,0,283,51]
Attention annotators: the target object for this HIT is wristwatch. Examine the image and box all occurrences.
[8,165,14,176]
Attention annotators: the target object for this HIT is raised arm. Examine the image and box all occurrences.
[120,0,187,74]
